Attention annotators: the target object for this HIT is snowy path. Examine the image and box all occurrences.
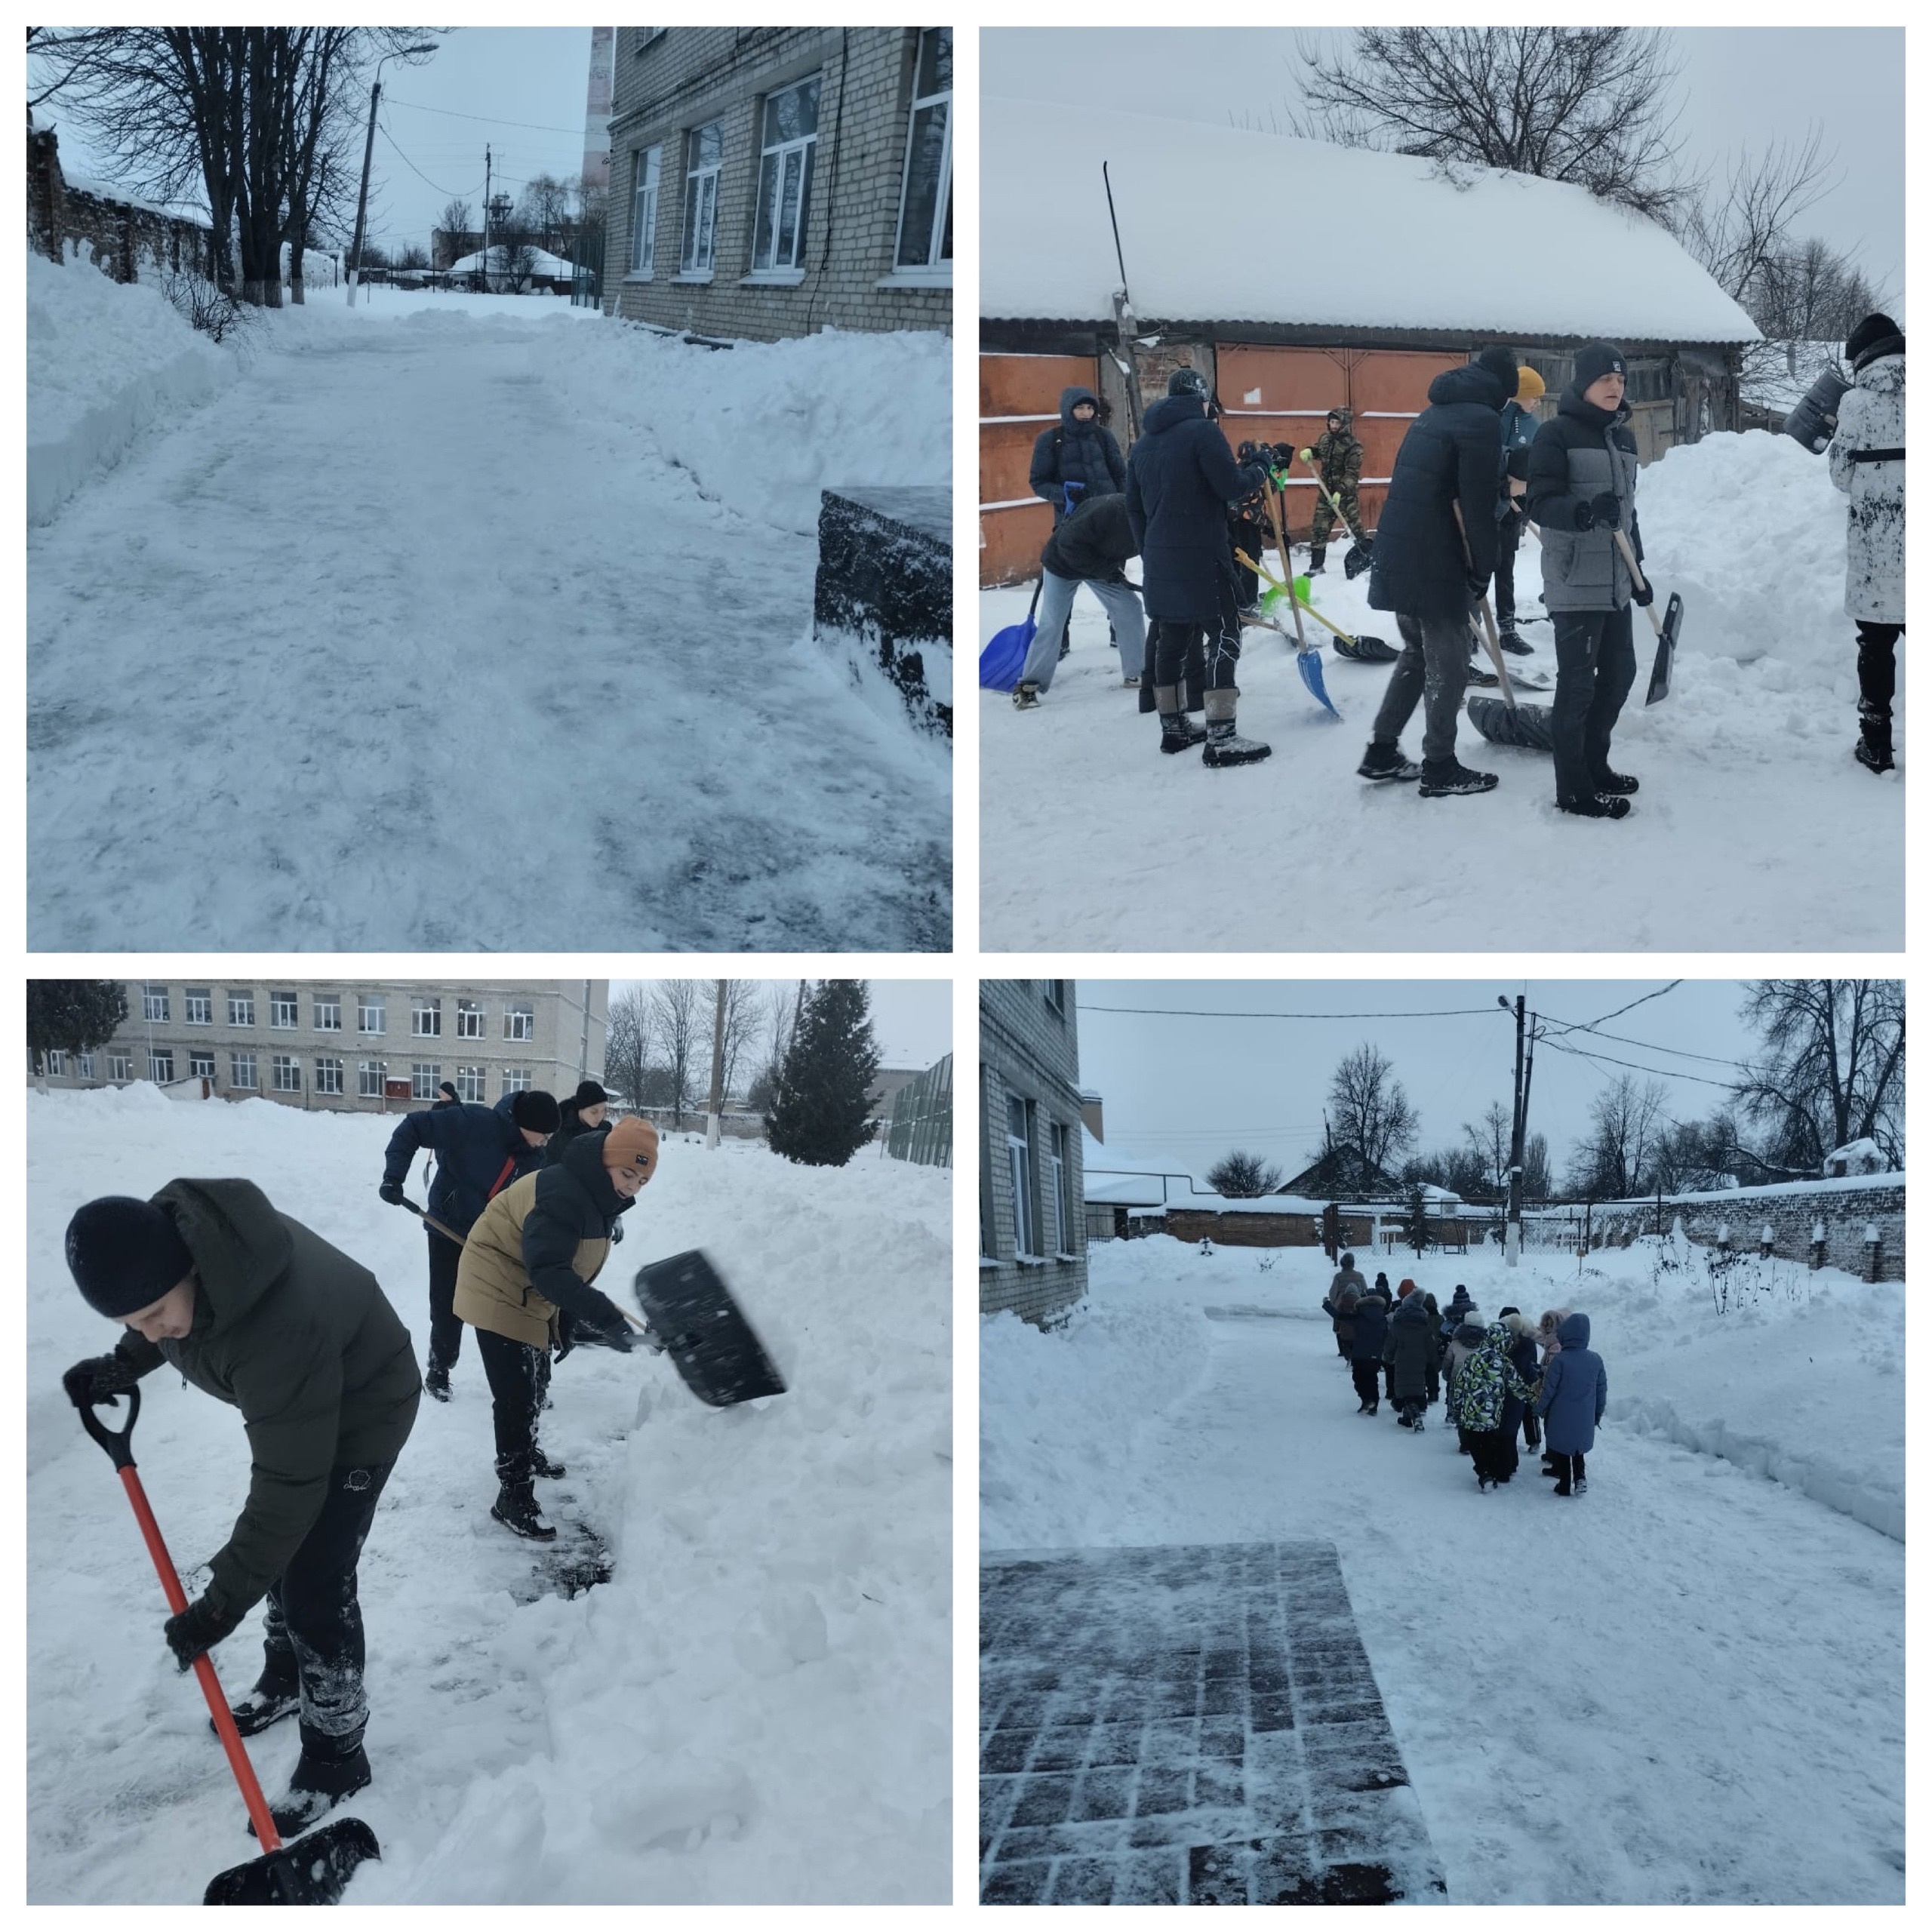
[1030,1307,1903,1905]
[29,310,948,949]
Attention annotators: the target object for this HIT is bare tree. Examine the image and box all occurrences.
[648,980,706,1129]
[1521,1132,1551,1202]
[1736,980,1904,1173]
[438,195,472,241]
[604,986,652,1111]
[1463,1099,1512,1196]
[1206,1150,1284,1198]
[1326,1043,1418,1177]
[1571,1074,1668,1198]
[1680,125,1839,318]
[515,171,573,253]
[716,980,764,1101]
[1296,27,1687,218]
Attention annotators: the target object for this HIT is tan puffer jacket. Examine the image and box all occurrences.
[453,1168,611,1348]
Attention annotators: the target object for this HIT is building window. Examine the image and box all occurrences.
[143,984,170,1023]
[1051,1121,1076,1255]
[680,119,723,273]
[1006,1094,1039,1258]
[456,1000,485,1039]
[358,995,386,1035]
[751,76,819,272]
[272,1055,301,1093]
[314,995,343,1032]
[77,1051,95,1078]
[358,1061,384,1099]
[412,998,441,1038]
[228,990,255,1027]
[270,992,298,1029]
[632,144,660,275]
[315,1057,344,1097]
[501,1066,532,1094]
[504,1004,534,1042]
[411,1063,441,1100]
[108,1051,134,1082]
[45,1049,67,1075]
[1044,980,1066,1015]
[189,1051,215,1080]
[230,1051,257,1090]
[184,989,212,1025]
[149,1048,175,1081]
[456,1065,488,1103]
[894,28,952,270]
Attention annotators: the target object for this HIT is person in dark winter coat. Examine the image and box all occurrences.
[454,1118,656,1540]
[1826,312,1906,774]
[1230,444,1274,611]
[1325,1253,1367,1358]
[1420,1291,1444,1405]
[1358,346,1518,797]
[1525,342,1645,821]
[432,1080,460,1108]
[1015,491,1147,701]
[380,1089,557,1398]
[546,1080,611,1164]
[62,1183,421,1836]
[1497,1309,1543,1453]
[1306,408,1367,572]
[1124,365,1273,766]
[1494,366,1545,652]
[1031,386,1127,526]
[1452,1322,1539,1488]
[1535,1312,1607,1496]
[1348,1288,1390,1414]
[1383,1291,1435,1427]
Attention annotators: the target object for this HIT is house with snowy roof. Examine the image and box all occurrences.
[980,97,1760,582]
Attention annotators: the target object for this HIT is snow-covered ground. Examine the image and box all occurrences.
[29,1085,950,1904]
[980,429,1901,951]
[982,1235,1904,1904]
[28,271,950,949]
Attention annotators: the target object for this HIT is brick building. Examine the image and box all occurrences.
[32,980,607,1115]
[603,26,951,343]
[28,113,214,282]
[980,980,1100,1325]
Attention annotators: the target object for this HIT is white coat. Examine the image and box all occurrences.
[1827,352,1905,624]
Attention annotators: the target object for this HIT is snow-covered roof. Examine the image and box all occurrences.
[61,171,211,229]
[448,244,575,277]
[983,96,1761,346]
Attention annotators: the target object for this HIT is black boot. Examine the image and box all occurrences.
[531,1443,568,1480]
[1557,792,1632,820]
[1497,626,1535,656]
[491,1478,557,1542]
[424,1367,451,1403]
[1590,768,1641,795]
[1358,740,1422,783]
[1156,686,1204,754]
[1857,700,1895,774]
[1201,689,1271,768]
[1420,759,1499,798]
[251,1724,371,1839]
[212,1659,300,1739]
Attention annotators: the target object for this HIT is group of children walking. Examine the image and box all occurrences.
[1323,1255,1607,1498]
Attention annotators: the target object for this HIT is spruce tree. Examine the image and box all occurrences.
[26,980,128,1072]
[1402,1181,1432,1257]
[765,980,881,1167]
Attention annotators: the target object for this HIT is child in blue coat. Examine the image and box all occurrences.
[1534,1312,1607,1496]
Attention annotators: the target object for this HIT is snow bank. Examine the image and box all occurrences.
[28,1087,949,1903]
[26,248,232,523]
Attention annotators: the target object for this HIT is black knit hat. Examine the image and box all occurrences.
[66,1196,195,1318]
[437,1081,459,1102]
[1572,342,1627,393]
[1475,345,1519,396]
[572,1078,608,1109]
[1845,312,1904,369]
[1167,366,1209,398]
[511,1089,560,1133]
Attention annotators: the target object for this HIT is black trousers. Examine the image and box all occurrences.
[1857,620,1903,717]
[475,1325,552,1483]
[1152,568,1244,694]
[1550,605,1638,802]
[1349,1361,1380,1408]
[1552,1450,1587,1490]
[1494,507,1524,626]
[259,1459,398,1745]
[425,1228,466,1378]
[1469,1429,1516,1483]
[1521,1407,1542,1449]
[1231,513,1269,606]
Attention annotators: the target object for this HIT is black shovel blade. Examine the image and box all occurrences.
[205,1816,380,1906]
[1644,592,1682,705]
[1334,632,1398,664]
[1343,540,1373,580]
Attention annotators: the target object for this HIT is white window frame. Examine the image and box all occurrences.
[358,1061,384,1099]
[108,1051,134,1083]
[189,1051,216,1081]
[412,998,441,1038]
[146,1048,172,1081]
[272,1054,301,1093]
[888,28,952,281]
[1051,1121,1077,1257]
[315,1057,344,1096]
[358,995,386,1035]
[314,995,343,1032]
[46,1048,68,1075]
[501,1066,533,1094]
[228,991,255,1027]
[1005,1093,1040,1260]
[456,1064,488,1103]
[230,1051,257,1090]
[749,75,818,277]
[456,1000,485,1040]
[504,1004,535,1043]
[629,143,661,278]
[679,119,723,276]
[411,1063,441,1100]
[269,992,298,1030]
[143,984,169,1023]
[77,1051,95,1078]
[184,989,212,1025]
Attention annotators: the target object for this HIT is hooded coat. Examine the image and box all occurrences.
[1382,1292,1435,1401]
[1040,491,1139,585]
[1312,413,1364,490]
[105,1179,420,1621]
[1124,393,1267,622]
[1367,361,1510,618]
[383,1100,543,1235]
[1450,1324,1537,1434]
[1030,386,1128,523]
[1827,349,1904,623]
[1349,1290,1390,1363]
[1535,1312,1607,1454]
[1327,1266,1366,1345]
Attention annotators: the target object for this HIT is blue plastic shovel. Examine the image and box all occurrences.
[980,580,1040,692]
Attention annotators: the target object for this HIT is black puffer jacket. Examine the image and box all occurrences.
[383,1100,542,1235]
[1030,386,1127,523]
[1367,361,1510,619]
[1349,1291,1391,1364]
[1041,491,1137,583]
[1124,395,1267,622]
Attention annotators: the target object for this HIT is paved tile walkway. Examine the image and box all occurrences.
[980,1541,1447,1905]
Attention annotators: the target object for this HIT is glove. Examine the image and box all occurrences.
[1588,491,1622,531]
[1630,575,1655,608]
[1466,572,1489,601]
[379,1178,406,1206]
[609,1218,625,1244]
[62,1353,140,1410]
[553,1309,577,1363]
[163,1592,243,1671]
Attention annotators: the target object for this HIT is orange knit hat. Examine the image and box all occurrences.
[601,1115,659,1184]
[1398,1278,1417,1297]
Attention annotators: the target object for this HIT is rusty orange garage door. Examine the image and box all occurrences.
[980,352,1100,586]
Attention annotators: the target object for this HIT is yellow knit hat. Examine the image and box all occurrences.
[1515,365,1546,403]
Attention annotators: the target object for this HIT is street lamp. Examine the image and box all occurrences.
[348,42,438,307]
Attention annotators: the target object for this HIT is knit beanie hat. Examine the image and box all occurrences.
[1572,342,1627,393]
[1168,365,1210,398]
[1515,366,1546,403]
[1475,345,1519,395]
[601,1115,659,1185]
[66,1196,195,1318]
[511,1089,561,1134]
[1398,1278,1417,1298]
[572,1078,609,1109]
[1845,312,1904,369]
[436,1081,459,1103]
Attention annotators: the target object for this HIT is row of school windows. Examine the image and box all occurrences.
[48,1049,534,1102]
[628,27,951,282]
[138,987,536,1041]
[992,1094,1078,1263]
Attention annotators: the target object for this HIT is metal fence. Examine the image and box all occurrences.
[885,1054,952,1168]
[571,226,605,307]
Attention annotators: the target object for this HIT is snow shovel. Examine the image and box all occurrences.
[1611,528,1681,705]
[1295,448,1374,578]
[400,1196,466,1247]
[1238,551,1395,660]
[980,580,1040,691]
[75,1383,380,1905]
[1449,502,1519,710]
[1257,494,1342,718]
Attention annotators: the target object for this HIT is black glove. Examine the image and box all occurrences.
[553,1309,577,1363]
[1588,491,1622,531]
[1466,572,1489,601]
[1630,575,1655,608]
[163,1592,243,1671]
[379,1178,406,1206]
[62,1353,140,1410]
[609,1218,625,1245]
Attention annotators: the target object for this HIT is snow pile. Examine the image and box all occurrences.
[537,323,952,537]
[28,1086,949,1903]
[26,247,233,524]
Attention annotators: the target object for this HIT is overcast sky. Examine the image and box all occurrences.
[986,27,1905,303]
[613,980,950,1072]
[1073,980,1763,1189]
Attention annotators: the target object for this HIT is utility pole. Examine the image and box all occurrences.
[705,980,727,1149]
[1503,993,1527,1266]
[482,144,491,286]
[349,42,437,306]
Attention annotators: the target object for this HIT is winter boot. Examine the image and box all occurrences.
[1306,552,1326,576]
[1201,688,1272,768]
[1155,687,1204,754]
[1358,740,1422,783]
[423,1367,451,1403]
[250,1725,371,1840]
[491,1478,557,1542]
[1590,768,1641,795]
[1419,759,1499,798]
[1497,626,1535,656]
[213,1660,300,1739]
[1123,674,1141,689]
[1557,792,1632,820]
[1011,681,1041,711]
[1857,700,1895,773]
[1574,1477,1589,1495]
[531,1443,568,1481]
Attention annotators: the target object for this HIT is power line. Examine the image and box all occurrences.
[1537,1035,1740,1091]
[377,119,483,201]
[1078,1004,1506,1022]
[382,93,587,137]
[1543,981,1682,1038]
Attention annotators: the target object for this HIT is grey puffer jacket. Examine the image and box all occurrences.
[1526,390,1644,613]
[1827,352,1903,623]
